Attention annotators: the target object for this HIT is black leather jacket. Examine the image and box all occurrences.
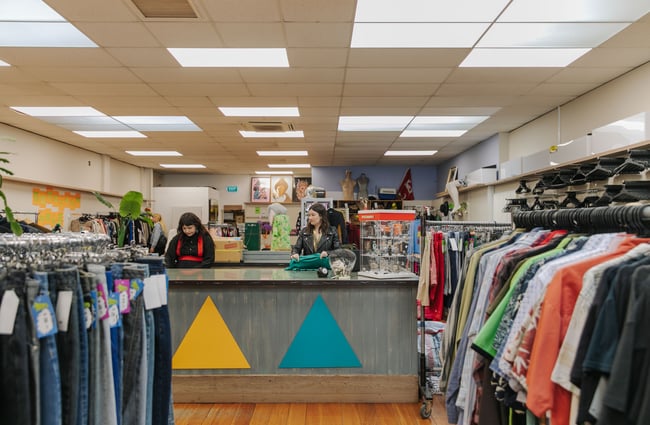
[291,226,341,256]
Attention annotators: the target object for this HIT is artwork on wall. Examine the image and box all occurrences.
[293,177,311,202]
[446,166,458,184]
[250,177,271,203]
[271,176,293,203]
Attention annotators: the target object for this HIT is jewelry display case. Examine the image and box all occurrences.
[358,209,417,279]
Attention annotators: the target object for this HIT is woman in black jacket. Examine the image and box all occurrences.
[165,212,215,268]
[291,203,341,261]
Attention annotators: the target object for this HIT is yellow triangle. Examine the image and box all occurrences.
[172,296,251,369]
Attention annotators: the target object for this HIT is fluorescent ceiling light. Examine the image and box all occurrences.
[126,151,182,156]
[74,131,146,138]
[497,0,650,22]
[404,116,488,132]
[338,116,413,131]
[0,22,97,47]
[1,0,65,21]
[0,59,9,66]
[255,171,293,175]
[477,23,630,48]
[160,164,206,169]
[354,0,510,22]
[400,130,467,137]
[11,106,105,117]
[460,48,591,67]
[239,130,304,138]
[219,107,300,117]
[267,164,311,168]
[113,116,200,131]
[257,151,308,156]
[351,23,488,48]
[168,48,289,67]
[385,150,437,156]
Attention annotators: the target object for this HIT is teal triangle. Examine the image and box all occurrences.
[279,295,362,368]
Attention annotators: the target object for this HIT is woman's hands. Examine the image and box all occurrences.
[291,253,299,261]
[320,251,328,259]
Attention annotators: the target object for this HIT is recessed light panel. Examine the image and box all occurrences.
[168,48,290,67]
[219,107,300,117]
[498,0,650,22]
[255,171,293,175]
[113,116,201,131]
[0,22,97,47]
[338,116,413,131]
[384,150,437,156]
[400,130,467,137]
[267,164,311,168]
[160,164,206,169]
[257,151,308,156]
[74,131,146,138]
[126,151,182,156]
[11,106,105,117]
[355,0,509,22]
[460,48,591,67]
[0,59,9,66]
[1,0,65,21]
[478,22,630,48]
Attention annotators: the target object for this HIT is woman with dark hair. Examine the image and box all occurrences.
[291,203,341,261]
[165,212,215,268]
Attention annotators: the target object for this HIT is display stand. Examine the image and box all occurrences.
[357,209,417,279]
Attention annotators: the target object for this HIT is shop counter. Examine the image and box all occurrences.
[167,267,418,403]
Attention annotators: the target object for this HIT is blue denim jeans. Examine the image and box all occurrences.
[80,270,102,425]
[49,266,89,425]
[120,265,147,425]
[24,275,42,425]
[86,264,118,425]
[32,271,62,425]
[0,270,33,425]
[105,269,123,425]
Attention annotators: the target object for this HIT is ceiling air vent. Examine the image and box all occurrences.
[131,0,197,18]
[244,121,295,132]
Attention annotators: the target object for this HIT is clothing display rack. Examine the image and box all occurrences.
[0,232,173,425]
[512,204,650,235]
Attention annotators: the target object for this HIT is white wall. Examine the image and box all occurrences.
[508,62,650,160]
[0,123,149,197]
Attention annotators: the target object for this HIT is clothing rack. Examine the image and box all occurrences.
[512,204,650,235]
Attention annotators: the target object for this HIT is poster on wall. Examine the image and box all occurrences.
[293,177,311,202]
[271,176,293,203]
[250,177,271,203]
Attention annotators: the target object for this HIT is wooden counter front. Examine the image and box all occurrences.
[167,268,418,403]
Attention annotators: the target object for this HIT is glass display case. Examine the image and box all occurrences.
[358,209,417,279]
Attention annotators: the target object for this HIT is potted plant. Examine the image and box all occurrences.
[93,190,152,247]
[0,148,23,235]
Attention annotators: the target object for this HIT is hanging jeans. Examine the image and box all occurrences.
[86,264,118,425]
[120,265,148,425]
[80,270,102,425]
[0,270,33,425]
[31,271,62,425]
[49,266,88,425]
[135,257,173,425]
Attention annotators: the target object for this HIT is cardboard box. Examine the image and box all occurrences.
[213,237,243,251]
[215,249,242,263]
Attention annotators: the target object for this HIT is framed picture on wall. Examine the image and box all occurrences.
[271,176,293,203]
[250,176,271,203]
[446,166,458,184]
[293,177,311,202]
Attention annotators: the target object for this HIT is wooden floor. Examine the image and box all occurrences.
[173,395,451,425]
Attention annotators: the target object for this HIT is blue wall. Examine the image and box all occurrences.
[312,165,439,200]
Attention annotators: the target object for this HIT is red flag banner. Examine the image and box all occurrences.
[397,168,414,200]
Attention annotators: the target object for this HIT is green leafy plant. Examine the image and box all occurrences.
[93,190,152,247]
[0,149,23,235]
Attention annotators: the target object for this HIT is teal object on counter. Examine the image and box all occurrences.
[285,253,331,270]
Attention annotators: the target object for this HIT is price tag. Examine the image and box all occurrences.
[55,290,73,332]
[32,294,58,338]
[143,276,162,310]
[0,290,19,335]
